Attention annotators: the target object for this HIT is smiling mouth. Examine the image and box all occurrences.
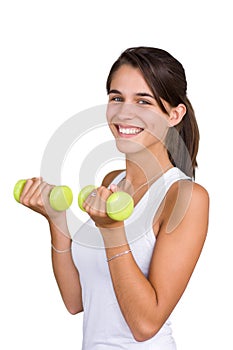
[115,124,144,137]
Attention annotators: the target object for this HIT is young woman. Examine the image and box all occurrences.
[19,47,209,349]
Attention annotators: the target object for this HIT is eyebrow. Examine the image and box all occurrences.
[108,89,155,99]
[135,92,155,99]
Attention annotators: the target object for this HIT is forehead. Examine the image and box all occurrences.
[110,64,153,93]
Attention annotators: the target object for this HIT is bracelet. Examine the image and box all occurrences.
[107,249,132,262]
[51,243,71,254]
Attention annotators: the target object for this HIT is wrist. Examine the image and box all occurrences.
[100,225,128,249]
[106,248,132,262]
[51,237,71,253]
[48,215,71,241]
[51,231,71,252]
[48,212,69,232]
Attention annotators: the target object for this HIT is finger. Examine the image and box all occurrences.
[40,183,55,207]
[31,176,42,181]
[88,186,112,216]
[20,177,42,205]
[84,189,98,207]
[98,186,113,198]
[109,184,119,193]
[84,191,101,215]
[83,187,101,215]
[28,181,49,207]
[94,187,105,213]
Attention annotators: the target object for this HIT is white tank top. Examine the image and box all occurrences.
[72,167,191,350]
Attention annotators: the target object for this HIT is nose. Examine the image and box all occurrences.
[116,103,136,121]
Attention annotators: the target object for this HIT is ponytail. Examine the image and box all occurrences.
[166,98,199,178]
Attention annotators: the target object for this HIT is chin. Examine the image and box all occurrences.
[115,138,146,155]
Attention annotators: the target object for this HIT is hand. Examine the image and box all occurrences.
[19,177,66,223]
[82,184,124,229]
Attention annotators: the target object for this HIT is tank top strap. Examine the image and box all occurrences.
[142,167,192,229]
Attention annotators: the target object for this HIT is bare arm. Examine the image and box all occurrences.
[19,177,83,314]
[49,218,83,314]
[84,180,209,341]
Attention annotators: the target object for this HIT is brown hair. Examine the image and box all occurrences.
[106,47,199,178]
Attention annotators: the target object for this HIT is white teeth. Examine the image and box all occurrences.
[118,127,142,135]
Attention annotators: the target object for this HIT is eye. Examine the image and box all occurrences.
[110,96,123,102]
[138,99,151,105]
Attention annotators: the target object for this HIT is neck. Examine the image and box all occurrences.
[125,145,173,185]
[118,145,173,200]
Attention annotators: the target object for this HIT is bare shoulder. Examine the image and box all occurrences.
[189,181,209,202]
[184,181,209,213]
[166,180,209,210]
[159,180,209,235]
[101,169,125,187]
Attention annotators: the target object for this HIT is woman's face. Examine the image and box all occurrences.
[106,64,172,155]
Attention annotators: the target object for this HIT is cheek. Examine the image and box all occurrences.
[144,113,170,142]
[106,104,119,123]
[106,107,116,137]
[106,105,111,123]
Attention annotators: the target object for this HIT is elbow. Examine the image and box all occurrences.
[132,321,161,342]
[62,296,83,315]
[66,304,83,315]
[67,308,80,315]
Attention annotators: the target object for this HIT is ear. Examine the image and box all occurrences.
[168,103,186,127]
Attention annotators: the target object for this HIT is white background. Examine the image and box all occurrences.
[1,0,232,349]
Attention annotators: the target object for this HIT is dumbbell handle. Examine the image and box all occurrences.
[78,185,134,221]
[13,179,73,212]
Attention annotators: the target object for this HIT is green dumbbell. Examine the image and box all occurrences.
[78,185,134,221]
[13,179,73,211]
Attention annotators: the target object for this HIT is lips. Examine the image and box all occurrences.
[114,124,144,138]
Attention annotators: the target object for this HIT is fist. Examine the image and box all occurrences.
[18,177,63,221]
[82,184,123,228]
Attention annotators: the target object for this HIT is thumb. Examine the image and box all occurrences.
[109,184,119,193]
